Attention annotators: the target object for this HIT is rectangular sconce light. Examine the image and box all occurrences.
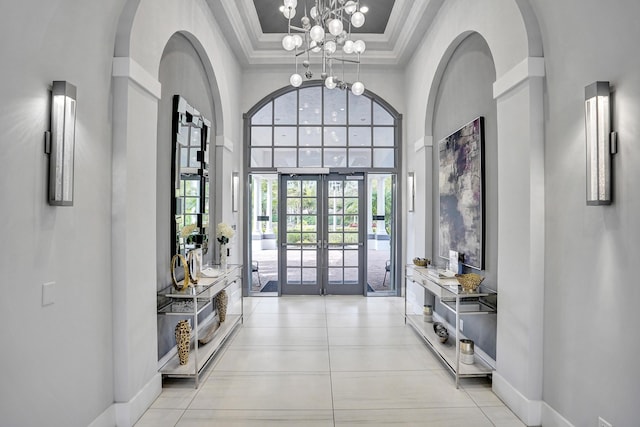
[585,81,617,205]
[407,172,415,212]
[45,81,77,206]
[231,172,239,212]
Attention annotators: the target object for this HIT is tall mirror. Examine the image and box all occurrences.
[172,95,211,259]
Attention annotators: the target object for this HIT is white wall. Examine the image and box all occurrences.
[0,1,127,426]
[240,66,406,118]
[531,1,640,426]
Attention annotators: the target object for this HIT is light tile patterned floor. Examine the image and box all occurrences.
[136,296,525,426]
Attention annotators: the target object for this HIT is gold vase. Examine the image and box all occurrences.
[215,290,228,322]
[175,320,191,365]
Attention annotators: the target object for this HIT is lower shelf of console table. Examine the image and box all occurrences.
[406,314,494,380]
[159,312,242,385]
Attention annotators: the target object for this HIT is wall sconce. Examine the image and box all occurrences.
[45,81,77,206]
[407,172,415,212]
[585,81,617,205]
[231,172,239,212]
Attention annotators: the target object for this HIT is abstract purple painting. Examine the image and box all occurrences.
[438,117,484,270]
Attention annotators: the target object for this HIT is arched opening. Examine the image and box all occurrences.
[243,82,403,297]
[156,31,217,361]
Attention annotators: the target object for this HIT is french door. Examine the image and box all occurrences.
[280,174,365,295]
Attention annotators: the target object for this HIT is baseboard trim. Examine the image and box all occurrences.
[89,373,162,427]
[88,405,116,427]
[492,371,542,426]
[541,402,575,427]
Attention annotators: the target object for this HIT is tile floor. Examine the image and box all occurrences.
[136,296,524,426]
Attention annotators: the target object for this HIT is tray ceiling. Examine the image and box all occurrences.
[207,0,444,67]
[253,0,396,34]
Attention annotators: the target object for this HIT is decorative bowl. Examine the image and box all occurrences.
[413,257,430,267]
[455,273,485,292]
[433,322,449,344]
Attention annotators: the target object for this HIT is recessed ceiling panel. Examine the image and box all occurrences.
[254,0,395,34]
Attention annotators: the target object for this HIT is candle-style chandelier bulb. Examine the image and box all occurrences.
[351,81,365,96]
[283,7,296,19]
[310,25,325,42]
[344,1,357,14]
[325,76,337,89]
[351,11,365,28]
[328,18,343,36]
[282,35,296,51]
[290,73,303,87]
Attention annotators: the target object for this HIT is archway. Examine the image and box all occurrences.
[404,1,545,424]
[110,0,240,424]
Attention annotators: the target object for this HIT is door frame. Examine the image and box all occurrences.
[278,173,366,296]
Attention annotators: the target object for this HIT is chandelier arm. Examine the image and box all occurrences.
[329,57,360,65]
[288,25,307,32]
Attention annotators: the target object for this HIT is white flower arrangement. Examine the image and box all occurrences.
[216,222,235,245]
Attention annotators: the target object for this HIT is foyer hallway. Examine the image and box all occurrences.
[136,296,523,426]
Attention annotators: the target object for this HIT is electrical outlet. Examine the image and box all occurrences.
[598,416,613,427]
[460,319,464,332]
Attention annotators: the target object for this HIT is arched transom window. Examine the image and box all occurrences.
[246,83,399,171]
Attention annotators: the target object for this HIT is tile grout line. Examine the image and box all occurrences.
[324,296,338,427]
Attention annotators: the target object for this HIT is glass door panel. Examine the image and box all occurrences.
[249,173,279,294]
[281,176,321,295]
[279,174,365,295]
[366,174,395,294]
[325,176,364,294]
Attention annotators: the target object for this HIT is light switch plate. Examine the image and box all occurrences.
[42,282,55,306]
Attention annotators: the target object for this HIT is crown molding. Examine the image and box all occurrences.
[211,0,442,68]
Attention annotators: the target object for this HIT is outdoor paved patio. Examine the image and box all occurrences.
[251,238,393,294]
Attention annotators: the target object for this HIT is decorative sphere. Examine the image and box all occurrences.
[310,6,318,19]
[282,35,296,51]
[292,34,303,48]
[283,7,296,19]
[305,70,313,79]
[325,76,337,89]
[324,40,336,55]
[310,25,325,42]
[301,16,311,29]
[351,11,365,28]
[302,59,310,68]
[344,0,357,14]
[351,81,365,96]
[343,39,354,54]
[328,18,343,36]
[290,73,303,87]
[283,0,297,8]
[353,39,366,54]
[337,30,348,44]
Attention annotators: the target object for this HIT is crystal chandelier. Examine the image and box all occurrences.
[281,0,367,96]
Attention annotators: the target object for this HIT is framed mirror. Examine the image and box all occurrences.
[171,95,211,259]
